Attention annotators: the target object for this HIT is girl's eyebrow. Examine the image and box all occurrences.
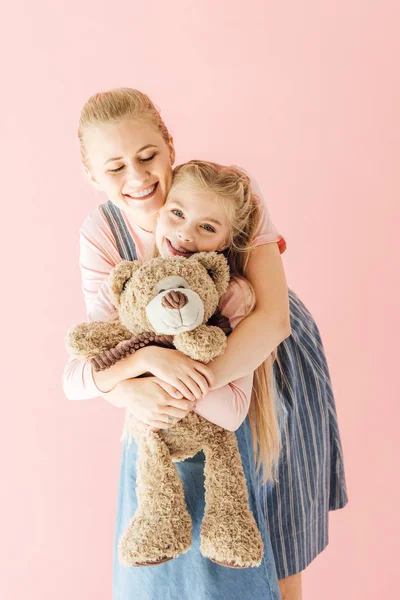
[205,217,222,226]
[103,145,158,166]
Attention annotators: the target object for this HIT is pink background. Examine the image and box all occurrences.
[1,1,399,598]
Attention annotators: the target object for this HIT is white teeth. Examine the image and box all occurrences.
[171,241,192,253]
[128,184,156,199]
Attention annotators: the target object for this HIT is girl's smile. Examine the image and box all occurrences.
[166,238,195,256]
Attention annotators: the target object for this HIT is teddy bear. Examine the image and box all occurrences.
[66,252,264,569]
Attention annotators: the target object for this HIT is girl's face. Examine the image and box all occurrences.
[156,183,231,258]
[84,119,175,229]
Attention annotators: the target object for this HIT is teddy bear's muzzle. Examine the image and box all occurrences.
[146,288,205,334]
[161,290,188,310]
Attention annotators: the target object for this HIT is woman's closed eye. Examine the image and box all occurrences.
[139,153,157,163]
[109,154,157,173]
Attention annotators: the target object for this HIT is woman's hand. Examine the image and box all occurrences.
[104,376,195,429]
[125,346,214,401]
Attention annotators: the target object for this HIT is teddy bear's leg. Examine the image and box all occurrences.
[200,430,264,568]
[118,431,192,567]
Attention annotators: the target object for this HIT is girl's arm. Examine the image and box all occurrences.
[210,241,291,390]
[194,373,253,431]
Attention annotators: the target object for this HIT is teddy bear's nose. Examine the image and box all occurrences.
[161,290,188,310]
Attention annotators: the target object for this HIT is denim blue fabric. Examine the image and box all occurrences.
[112,418,282,600]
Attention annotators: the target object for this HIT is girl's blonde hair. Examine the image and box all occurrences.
[78,88,171,168]
[170,161,282,483]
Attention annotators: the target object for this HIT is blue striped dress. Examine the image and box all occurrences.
[101,200,348,588]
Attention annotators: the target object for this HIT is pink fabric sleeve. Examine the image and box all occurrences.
[194,278,254,431]
[62,208,121,400]
[250,176,287,254]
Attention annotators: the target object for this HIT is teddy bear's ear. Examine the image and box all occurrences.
[109,260,141,306]
[190,252,230,298]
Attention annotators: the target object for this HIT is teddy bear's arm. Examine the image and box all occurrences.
[174,325,227,362]
[92,314,231,371]
[206,311,232,336]
[91,333,174,371]
[65,321,134,361]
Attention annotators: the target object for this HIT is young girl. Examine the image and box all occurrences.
[115,160,283,597]
[63,88,348,600]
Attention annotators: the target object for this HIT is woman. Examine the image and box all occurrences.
[63,88,348,599]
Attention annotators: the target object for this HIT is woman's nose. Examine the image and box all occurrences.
[126,164,149,185]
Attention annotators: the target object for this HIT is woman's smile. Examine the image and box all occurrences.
[123,182,159,200]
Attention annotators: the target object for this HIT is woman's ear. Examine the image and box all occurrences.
[168,136,176,165]
[84,166,102,191]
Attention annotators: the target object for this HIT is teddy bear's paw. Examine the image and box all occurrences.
[200,512,264,568]
[175,325,227,362]
[118,510,193,567]
[65,321,132,359]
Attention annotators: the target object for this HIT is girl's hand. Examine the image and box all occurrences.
[127,346,214,401]
[107,376,195,429]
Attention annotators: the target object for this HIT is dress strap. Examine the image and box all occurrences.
[100,200,138,261]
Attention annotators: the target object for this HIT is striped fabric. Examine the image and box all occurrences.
[100,201,348,580]
[101,200,138,261]
[263,290,348,578]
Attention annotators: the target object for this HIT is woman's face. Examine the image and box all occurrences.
[84,119,175,229]
[156,182,231,258]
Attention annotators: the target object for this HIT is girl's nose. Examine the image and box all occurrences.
[178,227,194,242]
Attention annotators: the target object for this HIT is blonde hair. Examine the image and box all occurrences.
[78,87,171,168]
[170,161,282,483]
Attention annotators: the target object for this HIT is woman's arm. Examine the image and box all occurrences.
[62,349,153,401]
[63,344,251,431]
[210,242,291,389]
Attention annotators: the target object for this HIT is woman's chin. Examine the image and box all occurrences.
[120,190,165,216]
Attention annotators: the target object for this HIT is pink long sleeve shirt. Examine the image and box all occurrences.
[62,184,286,431]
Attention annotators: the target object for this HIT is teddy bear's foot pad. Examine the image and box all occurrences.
[132,556,174,567]
[208,557,249,569]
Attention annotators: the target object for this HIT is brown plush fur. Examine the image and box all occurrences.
[66,253,264,568]
[122,412,264,568]
[66,252,231,363]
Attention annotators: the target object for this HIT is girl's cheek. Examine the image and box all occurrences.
[163,213,175,231]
